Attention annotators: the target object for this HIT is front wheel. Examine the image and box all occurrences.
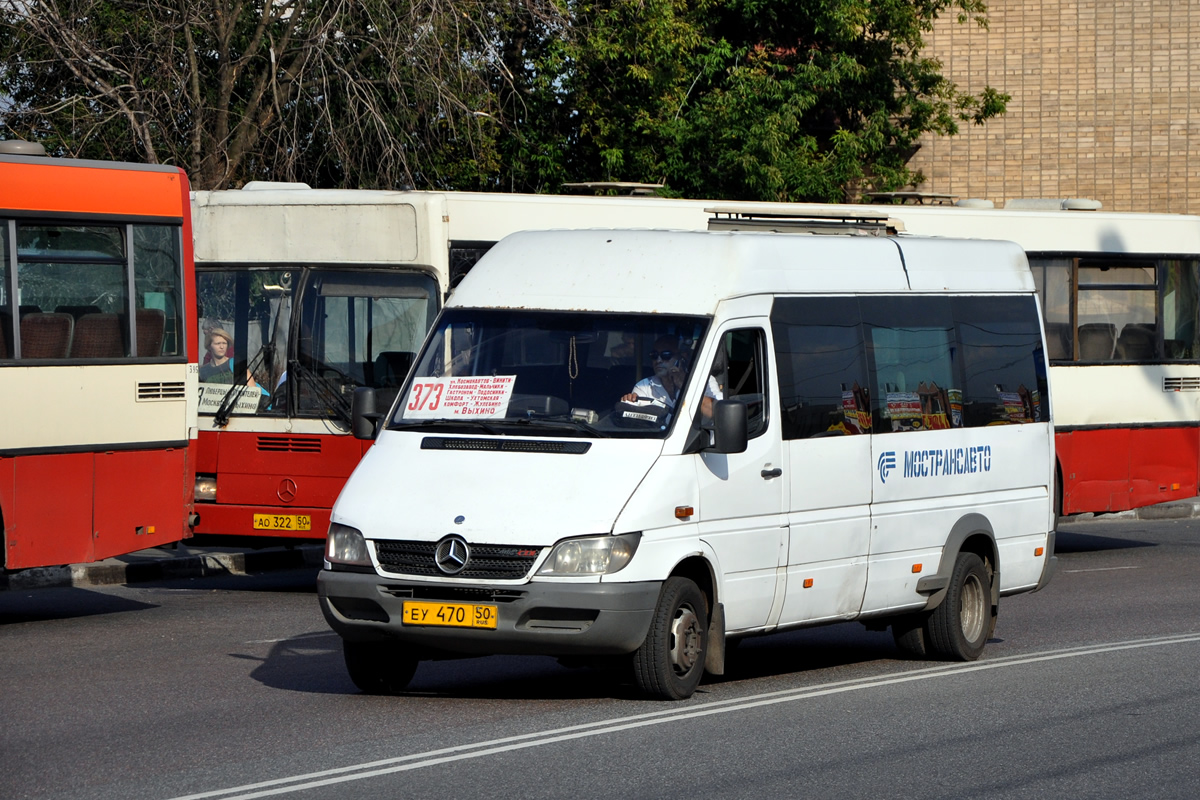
[633,577,708,700]
[343,639,419,695]
[925,552,994,661]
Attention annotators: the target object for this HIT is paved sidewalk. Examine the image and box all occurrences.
[1065,495,1200,523]
[1,539,324,592]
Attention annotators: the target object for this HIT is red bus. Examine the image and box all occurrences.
[0,142,198,570]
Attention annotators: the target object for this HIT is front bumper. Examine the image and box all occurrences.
[191,503,330,540]
[318,569,661,657]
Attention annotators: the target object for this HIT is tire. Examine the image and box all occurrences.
[924,552,993,661]
[343,639,419,695]
[633,577,708,700]
[891,613,930,658]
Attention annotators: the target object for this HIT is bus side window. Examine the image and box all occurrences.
[954,295,1049,425]
[771,297,870,439]
[861,296,957,433]
[718,328,769,437]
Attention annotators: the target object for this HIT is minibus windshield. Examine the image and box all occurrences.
[390,308,711,438]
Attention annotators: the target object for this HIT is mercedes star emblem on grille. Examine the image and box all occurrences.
[434,535,470,575]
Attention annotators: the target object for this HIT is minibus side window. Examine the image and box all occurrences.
[861,296,959,434]
[953,295,1049,425]
[710,328,770,438]
[771,297,871,439]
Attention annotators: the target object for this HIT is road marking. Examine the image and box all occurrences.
[1062,566,1142,573]
[167,632,1200,800]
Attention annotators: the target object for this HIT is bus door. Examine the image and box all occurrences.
[696,322,789,633]
[770,297,871,626]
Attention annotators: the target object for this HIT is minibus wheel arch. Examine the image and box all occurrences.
[917,515,999,614]
[669,555,726,678]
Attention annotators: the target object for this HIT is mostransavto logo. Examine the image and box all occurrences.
[877,451,896,484]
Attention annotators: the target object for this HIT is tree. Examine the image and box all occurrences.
[1,0,1006,200]
[0,0,553,190]
[509,0,1009,201]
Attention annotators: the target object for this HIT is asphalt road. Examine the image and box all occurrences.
[2,516,1198,800]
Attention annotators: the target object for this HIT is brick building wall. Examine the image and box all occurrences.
[909,1,1200,213]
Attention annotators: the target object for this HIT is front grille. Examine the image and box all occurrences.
[375,539,542,580]
[421,437,590,454]
[257,435,322,453]
[137,381,187,401]
[380,585,526,603]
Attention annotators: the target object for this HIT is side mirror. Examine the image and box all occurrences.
[711,399,748,454]
[351,386,383,440]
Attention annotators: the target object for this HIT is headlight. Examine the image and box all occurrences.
[326,523,372,567]
[194,475,217,503]
[536,533,640,576]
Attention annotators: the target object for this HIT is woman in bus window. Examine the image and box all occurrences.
[200,327,261,391]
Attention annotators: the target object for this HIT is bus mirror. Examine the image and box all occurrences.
[711,399,748,454]
[351,387,382,440]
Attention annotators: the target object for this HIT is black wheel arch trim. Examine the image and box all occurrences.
[918,513,999,612]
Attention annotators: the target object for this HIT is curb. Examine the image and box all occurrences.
[1,545,324,592]
[1063,498,1200,523]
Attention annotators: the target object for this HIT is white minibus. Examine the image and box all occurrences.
[318,227,1057,700]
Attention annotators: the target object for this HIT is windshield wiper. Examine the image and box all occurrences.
[389,418,503,435]
[508,416,610,438]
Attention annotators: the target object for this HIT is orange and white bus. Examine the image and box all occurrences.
[0,142,198,570]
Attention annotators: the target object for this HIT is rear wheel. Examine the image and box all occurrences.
[925,552,993,661]
[633,577,708,700]
[890,613,930,658]
[343,639,418,694]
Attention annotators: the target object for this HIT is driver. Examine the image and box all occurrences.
[621,335,721,418]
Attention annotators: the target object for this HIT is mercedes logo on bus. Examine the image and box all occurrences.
[434,535,470,575]
[277,478,297,502]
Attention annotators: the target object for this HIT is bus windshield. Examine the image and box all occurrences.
[391,309,711,438]
[197,268,438,421]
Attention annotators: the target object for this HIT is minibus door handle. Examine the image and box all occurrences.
[761,467,782,479]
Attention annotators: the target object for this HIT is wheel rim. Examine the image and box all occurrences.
[959,573,986,643]
[669,604,703,676]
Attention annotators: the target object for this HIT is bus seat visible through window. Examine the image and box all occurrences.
[20,312,74,359]
[0,314,9,358]
[371,351,415,387]
[136,308,166,357]
[1077,322,1117,361]
[1044,322,1071,360]
[71,313,124,358]
[1115,323,1156,361]
[55,304,102,320]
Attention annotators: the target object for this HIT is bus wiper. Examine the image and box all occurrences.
[290,359,353,428]
[389,418,503,435]
[213,349,269,428]
[509,416,610,438]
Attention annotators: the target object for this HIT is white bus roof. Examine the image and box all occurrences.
[448,229,1033,315]
[718,201,1200,254]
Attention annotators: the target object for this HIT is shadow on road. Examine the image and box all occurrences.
[0,587,158,624]
[1055,529,1158,554]
[242,619,906,700]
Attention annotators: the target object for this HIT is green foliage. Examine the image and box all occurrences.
[507,0,1008,200]
[0,0,1006,199]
